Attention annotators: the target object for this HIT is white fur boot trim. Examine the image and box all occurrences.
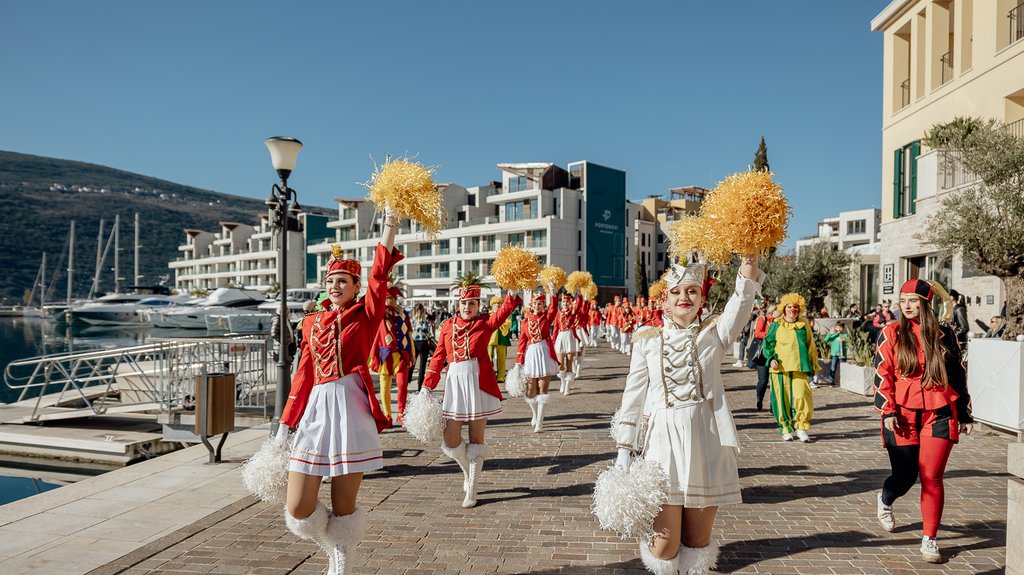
[464,443,489,508]
[564,373,574,396]
[639,543,680,575]
[285,504,334,574]
[323,507,367,575]
[534,394,551,433]
[573,357,582,377]
[524,396,538,427]
[441,442,470,494]
[678,539,719,575]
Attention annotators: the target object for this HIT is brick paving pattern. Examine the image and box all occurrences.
[92,341,1011,574]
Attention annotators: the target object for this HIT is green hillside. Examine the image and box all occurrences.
[0,150,331,303]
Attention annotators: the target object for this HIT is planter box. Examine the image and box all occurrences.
[967,339,1024,433]
[839,363,874,397]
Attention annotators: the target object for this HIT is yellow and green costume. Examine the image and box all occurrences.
[488,298,513,382]
[762,318,818,435]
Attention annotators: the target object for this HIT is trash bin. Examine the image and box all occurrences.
[195,372,236,463]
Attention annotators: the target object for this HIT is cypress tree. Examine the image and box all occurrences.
[753,136,770,172]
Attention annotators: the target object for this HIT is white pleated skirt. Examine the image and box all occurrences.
[441,359,502,421]
[288,373,383,477]
[523,341,559,378]
[554,330,579,354]
[643,401,741,508]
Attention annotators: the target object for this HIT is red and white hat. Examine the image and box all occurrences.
[458,285,481,300]
[325,245,360,280]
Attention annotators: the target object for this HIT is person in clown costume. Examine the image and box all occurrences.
[370,286,414,426]
[873,279,973,564]
[422,283,521,508]
[279,213,400,575]
[613,254,762,575]
[761,293,819,442]
[487,295,513,383]
[553,293,582,395]
[516,286,559,432]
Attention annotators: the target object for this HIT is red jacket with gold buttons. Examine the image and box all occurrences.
[280,243,402,432]
[515,297,559,365]
[423,294,521,400]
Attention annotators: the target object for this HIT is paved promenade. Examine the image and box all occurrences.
[2,340,1013,574]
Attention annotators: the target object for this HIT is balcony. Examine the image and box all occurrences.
[1011,2,1024,46]
[899,79,910,110]
[939,51,952,85]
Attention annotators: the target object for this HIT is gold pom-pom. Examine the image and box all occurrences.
[668,216,732,267]
[365,157,445,237]
[649,279,666,301]
[701,170,791,256]
[565,271,593,295]
[330,244,343,260]
[491,246,542,291]
[581,282,598,301]
[539,265,567,291]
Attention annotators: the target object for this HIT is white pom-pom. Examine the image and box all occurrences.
[592,458,668,541]
[403,391,444,443]
[241,436,292,504]
[504,364,528,398]
[609,409,648,452]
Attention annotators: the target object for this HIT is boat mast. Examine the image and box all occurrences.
[67,220,75,305]
[91,219,104,298]
[40,252,46,309]
[114,213,120,294]
[134,212,141,286]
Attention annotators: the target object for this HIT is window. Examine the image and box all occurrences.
[418,242,432,257]
[578,230,582,251]
[438,262,449,277]
[467,193,477,207]
[341,208,355,220]
[893,141,920,218]
[508,232,525,246]
[509,176,530,193]
[506,201,523,222]
[418,264,431,279]
[847,220,866,235]
[530,230,547,248]
[529,198,538,218]
[469,237,480,253]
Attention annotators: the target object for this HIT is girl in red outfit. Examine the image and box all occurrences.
[553,294,582,394]
[279,214,400,575]
[422,284,521,508]
[873,278,973,564]
[516,288,559,432]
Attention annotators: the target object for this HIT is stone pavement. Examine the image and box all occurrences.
[71,342,1013,574]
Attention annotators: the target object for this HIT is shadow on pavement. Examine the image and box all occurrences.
[476,482,596,507]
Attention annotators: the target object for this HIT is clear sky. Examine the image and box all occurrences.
[1,1,887,247]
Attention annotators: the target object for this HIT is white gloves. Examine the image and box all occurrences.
[382,205,398,227]
[419,387,431,396]
[274,424,293,444]
[615,448,632,472]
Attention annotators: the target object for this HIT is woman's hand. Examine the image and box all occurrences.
[883,416,899,433]
[959,423,974,435]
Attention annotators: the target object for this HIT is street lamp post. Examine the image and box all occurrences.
[264,136,303,434]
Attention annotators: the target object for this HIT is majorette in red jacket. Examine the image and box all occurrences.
[873,321,973,423]
[423,293,521,400]
[280,243,402,432]
[516,295,559,365]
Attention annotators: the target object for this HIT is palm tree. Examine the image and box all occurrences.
[452,271,487,288]
[387,272,407,295]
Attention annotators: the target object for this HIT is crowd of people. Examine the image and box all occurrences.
[260,220,981,573]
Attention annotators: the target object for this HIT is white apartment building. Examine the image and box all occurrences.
[170,212,332,293]
[307,161,630,306]
[796,208,883,310]
[627,187,707,297]
[872,0,1024,328]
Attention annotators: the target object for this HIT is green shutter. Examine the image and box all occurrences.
[909,140,920,215]
[893,147,904,219]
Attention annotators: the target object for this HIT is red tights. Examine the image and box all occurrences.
[881,437,954,537]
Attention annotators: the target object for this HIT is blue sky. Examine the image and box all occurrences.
[1,1,887,246]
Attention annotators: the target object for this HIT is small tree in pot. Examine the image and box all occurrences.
[920,117,1024,339]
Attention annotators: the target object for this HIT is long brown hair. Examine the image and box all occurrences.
[893,302,948,389]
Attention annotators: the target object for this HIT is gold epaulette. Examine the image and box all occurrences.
[633,326,662,342]
[698,315,720,334]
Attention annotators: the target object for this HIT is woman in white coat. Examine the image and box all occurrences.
[613,253,761,575]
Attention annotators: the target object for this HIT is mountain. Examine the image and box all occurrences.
[0,150,332,303]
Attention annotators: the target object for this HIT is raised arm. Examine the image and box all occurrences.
[485,292,521,331]
[715,254,764,345]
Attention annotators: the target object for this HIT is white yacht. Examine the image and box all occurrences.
[257,288,322,320]
[66,294,189,326]
[205,310,273,333]
[153,288,268,329]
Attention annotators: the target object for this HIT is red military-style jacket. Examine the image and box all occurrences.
[424,294,521,400]
[554,295,583,341]
[280,243,402,432]
[588,307,602,326]
[606,302,619,327]
[516,296,559,365]
[619,304,636,333]
[641,309,664,328]
[873,321,973,423]
[574,297,590,330]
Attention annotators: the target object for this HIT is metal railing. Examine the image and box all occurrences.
[1006,118,1024,139]
[940,51,953,85]
[900,78,911,109]
[938,150,979,191]
[1011,2,1024,46]
[4,335,270,422]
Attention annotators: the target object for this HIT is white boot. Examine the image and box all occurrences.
[573,356,582,377]
[524,396,538,427]
[441,442,471,495]
[534,394,550,433]
[464,443,488,508]
[323,507,367,575]
[284,503,333,573]
[678,539,719,575]
[639,543,679,575]
[563,373,574,396]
